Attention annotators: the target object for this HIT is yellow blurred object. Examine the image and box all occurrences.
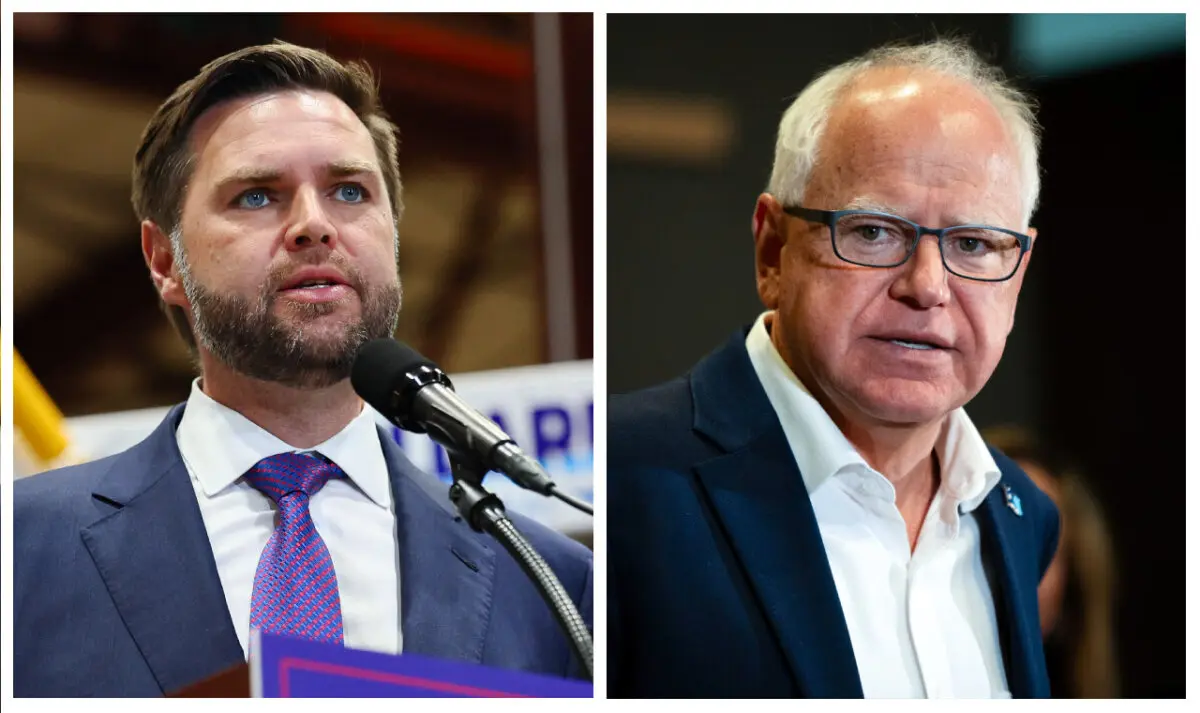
[13,349,70,464]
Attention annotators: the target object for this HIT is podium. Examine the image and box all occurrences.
[168,663,250,697]
[167,632,592,698]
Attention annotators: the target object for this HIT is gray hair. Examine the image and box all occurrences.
[767,38,1042,227]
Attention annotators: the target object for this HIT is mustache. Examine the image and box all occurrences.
[261,254,366,295]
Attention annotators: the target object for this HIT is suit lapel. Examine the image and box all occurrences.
[80,405,244,694]
[689,332,862,698]
[695,432,863,697]
[976,485,1047,698]
[379,431,497,663]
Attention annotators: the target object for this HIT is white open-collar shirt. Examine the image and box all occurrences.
[745,312,1010,698]
[175,379,402,657]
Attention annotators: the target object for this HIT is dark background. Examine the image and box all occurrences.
[608,14,1184,698]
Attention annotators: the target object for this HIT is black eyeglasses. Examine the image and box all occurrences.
[782,204,1032,282]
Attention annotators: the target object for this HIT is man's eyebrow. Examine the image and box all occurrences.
[326,160,379,178]
[213,161,381,194]
[214,167,284,194]
[844,196,903,214]
[842,196,1005,227]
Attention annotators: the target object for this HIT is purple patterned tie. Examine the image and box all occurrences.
[243,452,347,645]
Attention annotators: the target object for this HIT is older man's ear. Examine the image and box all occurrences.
[754,193,786,310]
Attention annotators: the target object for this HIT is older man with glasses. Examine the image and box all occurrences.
[609,39,1058,699]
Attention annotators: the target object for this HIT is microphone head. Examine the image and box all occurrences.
[352,339,446,432]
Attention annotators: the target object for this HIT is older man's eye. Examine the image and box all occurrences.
[852,224,898,242]
[957,237,984,253]
[237,189,271,209]
[334,183,366,203]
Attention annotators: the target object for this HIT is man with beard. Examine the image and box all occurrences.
[13,41,592,697]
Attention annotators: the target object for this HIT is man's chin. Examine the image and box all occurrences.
[272,297,359,322]
[245,342,358,388]
[848,379,967,427]
[271,304,365,336]
[284,334,363,365]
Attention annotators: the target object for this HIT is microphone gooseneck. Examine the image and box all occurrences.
[351,338,594,679]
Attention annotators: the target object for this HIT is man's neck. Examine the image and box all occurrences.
[834,414,943,553]
[767,313,942,543]
[837,416,942,508]
[197,356,362,449]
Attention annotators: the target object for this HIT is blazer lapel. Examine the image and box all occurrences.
[80,405,244,694]
[976,486,1048,698]
[380,431,497,663]
[689,332,863,698]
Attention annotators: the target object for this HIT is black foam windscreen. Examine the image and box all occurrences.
[351,338,435,418]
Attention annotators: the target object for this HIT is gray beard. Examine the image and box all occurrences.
[178,253,402,389]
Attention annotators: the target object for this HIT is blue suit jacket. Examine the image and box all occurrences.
[14,404,593,697]
[608,329,1059,698]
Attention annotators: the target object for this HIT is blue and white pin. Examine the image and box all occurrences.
[1003,484,1023,517]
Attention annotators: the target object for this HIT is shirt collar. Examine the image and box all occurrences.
[939,407,1003,513]
[175,378,392,509]
[745,312,866,494]
[744,311,1001,511]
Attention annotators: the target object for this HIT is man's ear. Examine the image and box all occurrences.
[753,193,787,309]
[142,220,188,309]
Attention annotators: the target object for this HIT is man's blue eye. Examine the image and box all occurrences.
[336,184,364,203]
[238,190,271,209]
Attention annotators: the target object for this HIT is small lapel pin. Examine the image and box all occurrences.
[1003,484,1023,517]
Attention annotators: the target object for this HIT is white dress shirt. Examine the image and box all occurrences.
[175,379,402,657]
[745,312,1010,699]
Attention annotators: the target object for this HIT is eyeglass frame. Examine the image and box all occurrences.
[781,204,1033,283]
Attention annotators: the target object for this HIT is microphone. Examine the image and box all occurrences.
[351,338,559,497]
[353,338,594,677]
[354,338,594,676]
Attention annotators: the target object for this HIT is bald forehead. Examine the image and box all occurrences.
[810,66,1024,225]
[835,66,1009,135]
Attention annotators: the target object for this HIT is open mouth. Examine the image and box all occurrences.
[286,279,340,290]
[890,339,938,351]
[872,336,948,351]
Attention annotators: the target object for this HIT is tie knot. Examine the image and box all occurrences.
[243,452,345,503]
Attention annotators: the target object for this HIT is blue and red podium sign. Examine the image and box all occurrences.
[251,631,593,698]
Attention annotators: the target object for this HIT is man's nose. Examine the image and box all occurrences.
[889,235,951,309]
[283,188,338,251]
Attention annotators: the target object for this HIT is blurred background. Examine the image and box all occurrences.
[12,12,594,543]
[608,13,1184,698]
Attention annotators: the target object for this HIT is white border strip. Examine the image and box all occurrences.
[588,10,608,701]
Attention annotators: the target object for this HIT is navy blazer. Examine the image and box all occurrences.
[14,403,593,697]
[608,328,1059,698]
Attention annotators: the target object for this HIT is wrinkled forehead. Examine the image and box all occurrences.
[811,67,1025,225]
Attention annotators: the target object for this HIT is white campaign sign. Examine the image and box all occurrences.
[56,361,595,536]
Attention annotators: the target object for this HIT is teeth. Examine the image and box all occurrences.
[891,339,935,350]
